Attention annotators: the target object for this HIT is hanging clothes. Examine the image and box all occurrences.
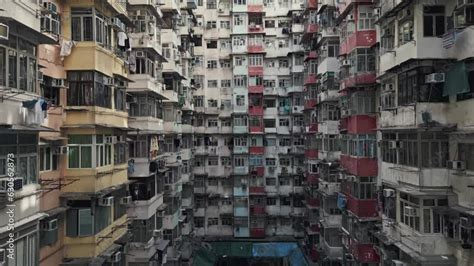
[40,99,48,111]
[60,39,75,57]
[117,31,127,47]
[128,53,136,73]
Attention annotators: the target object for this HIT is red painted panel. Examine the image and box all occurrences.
[340,30,376,55]
[346,115,376,134]
[306,196,320,208]
[248,45,264,53]
[248,85,264,94]
[341,73,376,90]
[249,106,264,115]
[248,26,265,33]
[250,205,266,214]
[304,99,317,109]
[304,51,318,62]
[248,66,264,76]
[250,228,266,238]
[307,123,318,133]
[306,0,318,9]
[249,126,263,133]
[247,5,263,13]
[249,146,264,155]
[305,149,318,159]
[306,173,319,185]
[304,23,318,34]
[351,243,380,263]
[345,193,378,218]
[340,154,377,177]
[310,223,320,232]
[304,74,318,85]
[309,246,320,262]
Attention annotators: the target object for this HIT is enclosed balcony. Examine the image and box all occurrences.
[340,179,378,219]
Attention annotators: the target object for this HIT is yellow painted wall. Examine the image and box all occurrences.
[64,214,128,258]
[64,107,128,129]
[64,166,128,193]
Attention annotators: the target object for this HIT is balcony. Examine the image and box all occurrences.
[248,3,264,13]
[304,23,318,35]
[187,0,197,9]
[340,154,377,177]
[340,73,376,91]
[321,238,343,259]
[128,158,159,178]
[305,149,318,160]
[234,206,249,216]
[319,181,340,196]
[249,105,264,115]
[305,196,320,209]
[233,125,248,134]
[248,24,264,34]
[128,116,164,133]
[250,228,265,238]
[163,210,180,229]
[234,166,249,175]
[249,66,264,76]
[234,226,250,238]
[129,33,162,57]
[250,205,266,215]
[64,106,128,129]
[343,192,378,219]
[248,85,264,94]
[340,30,376,55]
[128,74,165,97]
[305,0,318,9]
[304,74,318,85]
[64,165,128,193]
[248,44,265,53]
[233,146,249,154]
[249,125,264,133]
[349,242,380,264]
[249,146,264,155]
[127,193,164,220]
[342,115,376,134]
[304,99,317,110]
[306,173,319,186]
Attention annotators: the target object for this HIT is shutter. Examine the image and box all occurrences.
[66,209,78,236]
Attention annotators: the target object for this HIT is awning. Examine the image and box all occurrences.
[443,61,470,97]
[0,212,48,234]
[394,241,456,265]
[40,135,67,141]
[0,18,56,44]
[156,239,170,251]
[44,206,68,217]
[100,243,121,258]
[0,124,57,132]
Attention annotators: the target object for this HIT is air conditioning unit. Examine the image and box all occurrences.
[320,45,327,51]
[98,196,114,206]
[339,172,346,180]
[111,252,121,263]
[342,60,351,66]
[153,229,163,237]
[447,160,466,171]
[104,136,115,144]
[38,71,44,82]
[300,3,305,8]
[388,140,398,149]
[460,217,470,227]
[120,196,132,205]
[42,218,58,231]
[296,167,303,174]
[347,14,355,21]
[218,8,224,13]
[383,188,395,198]
[374,8,381,16]
[269,166,275,172]
[157,210,165,217]
[282,167,288,174]
[404,206,418,217]
[0,177,23,192]
[0,23,8,40]
[425,73,445,83]
[345,253,354,261]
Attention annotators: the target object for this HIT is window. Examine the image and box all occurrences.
[71,8,94,42]
[0,133,37,185]
[264,119,276,128]
[234,15,245,26]
[459,143,474,171]
[234,137,248,147]
[234,55,246,65]
[208,177,218,186]
[220,59,231,68]
[266,158,276,166]
[398,18,414,45]
[208,218,218,226]
[194,96,204,107]
[340,134,376,158]
[234,75,247,87]
[68,71,112,108]
[206,21,217,29]
[264,99,276,107]
[249,55,263,66]
[423,6,445,37]
[279,118,290,127]
[266,197,277,205]
[358,5,375,30]
[397,67,446,106]
[206,40,218,49]
[222,217,233,226]
[234,0,246,4]
[68,135,93,168]
[279,157,291,166]
[420,132,449,168]
[348,48,375,74]
[233,116,247,126]
[39,146,58,172]
[278,59,289,68]
[221,157,232,166]
[234,156,247,166]
[66,208,94,236]
[221,79,231,87]
[194,217,204,227]
[236,95,246,106]
[220,39,232,49]
[207,60,218,68]
[206,0,217,8]
[208,119,218,127]
[264,79,275,87]
[220,21,230,29]
[207,80,218,88]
